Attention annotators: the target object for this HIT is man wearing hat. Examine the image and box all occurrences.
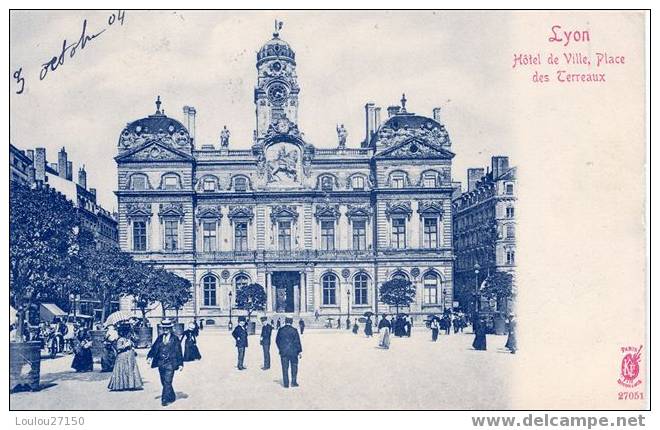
[259,317,273,370]
[147,318,184,407]
[232,316,249,370]
[275,317,302,388]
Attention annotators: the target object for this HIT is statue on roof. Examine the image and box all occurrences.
[336,124,347,148]
[220,126,231,148]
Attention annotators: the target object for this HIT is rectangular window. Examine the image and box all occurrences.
[423,175,437,188]
[320,220,335,250]
[352,220,367,250]
[506,183,514,195]
[163,176,178,190]
[391,218,406,249]
[164,219,178,251]
[234,178,248,192]
[278,221,292,251]
[506,207,515,218]
[352,176,365,190]
[133,221,146,251]
[203,180,216,192]
[423,218,438,248]
[132,176,147,190]
[507,250,516,265]
[391,175,405,189]
[235,221,248,251]
[202,221,216,252]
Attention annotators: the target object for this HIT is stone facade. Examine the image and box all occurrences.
[452,156,517,312]
[115,27,457,323]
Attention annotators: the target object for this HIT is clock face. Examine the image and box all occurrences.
[270,61,282,73]
[267,83,288,105]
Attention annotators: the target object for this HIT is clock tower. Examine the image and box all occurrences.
[254,21,300,139]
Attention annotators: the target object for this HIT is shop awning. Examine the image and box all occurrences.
[39,303,67,322]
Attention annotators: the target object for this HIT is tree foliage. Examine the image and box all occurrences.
[234,283,267,321]
[153,268,192,318]
[482,271,514,302]
[10,181,80,341]
[379,278,416,315]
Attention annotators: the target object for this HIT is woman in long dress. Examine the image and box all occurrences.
[182,322,202,362]
[108,325,143,391]
[378,314,392,349]
[505,315,517,354]
[472,318,487,351]
[71,329,93,372]
[364,317,373,337]
[101,325,119,372]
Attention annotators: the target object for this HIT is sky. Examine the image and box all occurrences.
[10,10,514,210]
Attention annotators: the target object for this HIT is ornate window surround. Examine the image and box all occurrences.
[128,173,152,190]
[159,172,183,190]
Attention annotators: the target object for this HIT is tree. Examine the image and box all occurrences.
[482,271,514,314]
[10,181,80,342]
[125,261,160,325]
[153,269,192,320]
[234,283,267,322]
[379,278,416,316]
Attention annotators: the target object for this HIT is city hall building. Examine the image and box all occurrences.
[115,27,457,323]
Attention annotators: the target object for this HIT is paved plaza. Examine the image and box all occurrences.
[10,327,514,410]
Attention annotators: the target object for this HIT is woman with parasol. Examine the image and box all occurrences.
[108,324,143,391]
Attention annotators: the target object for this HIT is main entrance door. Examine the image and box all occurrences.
[272,271,299,313]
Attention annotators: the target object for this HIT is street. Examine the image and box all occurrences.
[10,327,514,410]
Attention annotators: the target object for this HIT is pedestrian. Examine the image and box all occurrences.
[298,318,305,335]
[71,328,93,372]
[232,316,248,370]
[199,319,204,331]
[505,315,517,354]
[430,317,439,342]
[57,318,68,353]
[378,314,392,349]
[336,317,341,329]
[108,324,143,391]
[352,319,359,334]
[260,317,273,370]
[472,317,487,351]
[276,318,281,330]
[364,316,373,337]
[314,309,320,322]
[405,316,412,337]
[147,318,184,407]
[444,315,451,335]
[64,319,76,353]
[192,319,200,337]
[182,322,202,362]
[101,325,119,372]
[345,317,351,330]
[275,317,302,388]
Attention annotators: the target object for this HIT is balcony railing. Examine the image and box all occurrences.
[195,249,375,262]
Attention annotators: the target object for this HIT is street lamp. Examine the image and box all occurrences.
[474,263,481,318]
[346,289,351,329]
[228,291,233,331]
[442,288,447,311]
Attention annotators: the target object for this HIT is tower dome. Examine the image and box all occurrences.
[257,22,296,67]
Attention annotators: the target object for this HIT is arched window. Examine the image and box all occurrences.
[202,275,217,307]
[234,176,248,192]
[353,273,369,305]
[392,271,409,281]
[161,173,181,190]
[321,176,334,191]
[130,174,148,190]
[322,273,337,305]
[235,274,250,290]
[423,273,439,304]
[351,175,365,190]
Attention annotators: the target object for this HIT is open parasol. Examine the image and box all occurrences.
[104,310,136,327]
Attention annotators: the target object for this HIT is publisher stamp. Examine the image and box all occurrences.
[617,345,643,389]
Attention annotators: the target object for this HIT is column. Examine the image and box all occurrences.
[265,271,272,312]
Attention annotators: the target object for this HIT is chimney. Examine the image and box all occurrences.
[432,107,442,123]
[467,168,485,192]
[491,156,510,179]
[58,147,68,178]
[365,103,375,144]
[374,107,381,129]
[28,166,36,184]
[78,166,87,189]
[387,105,401,118]
[26,149,34,162]
[183,106,196,145]
[34,148,46,181]
[66,161,73,181]
[89,188,97,202]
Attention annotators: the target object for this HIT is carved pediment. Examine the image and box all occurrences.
[197,206,223,220]
[314,204,340,220]
[126,203,152,219]
[375,138,455,160]
[346,204,372,220]
[418,201,444,216]
[270,205,299,222]
[115,141,194,163]
[385,201,412,220]
[228,206,255,224]
[158,203,185,220]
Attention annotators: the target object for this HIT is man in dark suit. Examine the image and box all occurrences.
[232,316,248,370]
[259,316,272,370]
[147,318,184,406]
[275,317,302,388]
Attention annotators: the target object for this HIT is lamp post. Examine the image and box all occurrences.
[346,289,351,329]
[228,291,233,331]
[474,263,480,319]
[442,288,447,311]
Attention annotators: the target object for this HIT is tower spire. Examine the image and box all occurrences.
[400,93,407,112]
[155,95,162,115]
[273,19,283,38]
